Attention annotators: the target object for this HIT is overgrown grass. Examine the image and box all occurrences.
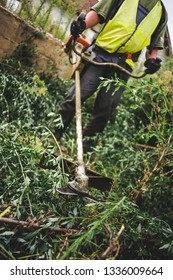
[0,54,173,260]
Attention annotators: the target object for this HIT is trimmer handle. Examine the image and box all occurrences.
[65,35,91,54]
[77,12,86,26]
[65,12,91,54]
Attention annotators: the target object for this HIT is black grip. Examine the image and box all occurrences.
[77,12,86,24]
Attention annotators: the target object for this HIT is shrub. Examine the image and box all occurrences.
[0,52,173,259]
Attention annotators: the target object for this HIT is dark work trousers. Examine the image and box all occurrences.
[56,55,131,139]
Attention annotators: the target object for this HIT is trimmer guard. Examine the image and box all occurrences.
[61,157,114,193]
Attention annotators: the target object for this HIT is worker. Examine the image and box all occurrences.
[54,0,168,153]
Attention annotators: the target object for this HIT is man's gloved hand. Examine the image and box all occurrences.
[144,58,162,74]
[70,13,86,39]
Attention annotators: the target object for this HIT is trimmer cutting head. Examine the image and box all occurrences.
[56,157,114,202]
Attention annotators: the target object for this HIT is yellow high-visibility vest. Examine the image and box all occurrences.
[95,0,162,68]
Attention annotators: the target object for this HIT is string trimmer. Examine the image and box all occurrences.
[56,13,147,201]
[56,66,112,202]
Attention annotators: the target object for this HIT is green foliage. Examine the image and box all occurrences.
[0,0,6,7]
[0,54,70,127]
[0,51,173,260]
[88,59,173,259]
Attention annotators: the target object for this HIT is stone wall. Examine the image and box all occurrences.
[0,5,72,79]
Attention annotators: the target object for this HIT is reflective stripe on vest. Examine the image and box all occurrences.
[95,0,162,54]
